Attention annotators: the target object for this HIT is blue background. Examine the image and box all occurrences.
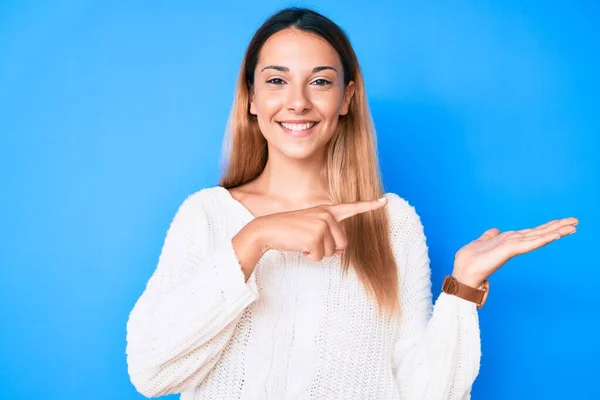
[1,1,598,399]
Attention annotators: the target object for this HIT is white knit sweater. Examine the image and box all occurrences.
[125,186,481,399]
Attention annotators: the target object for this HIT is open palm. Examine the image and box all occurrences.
[453,217,579,288]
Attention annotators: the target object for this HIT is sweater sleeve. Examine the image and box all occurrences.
[125,192,259,398]
[388,194,481,400]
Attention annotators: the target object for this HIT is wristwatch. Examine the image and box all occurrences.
[442,275,490,309]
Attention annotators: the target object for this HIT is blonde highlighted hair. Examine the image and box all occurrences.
[219,7,399,316]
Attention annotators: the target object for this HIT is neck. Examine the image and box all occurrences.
[252,147,331,204]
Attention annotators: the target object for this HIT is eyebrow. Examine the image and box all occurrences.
[261,65,338,73]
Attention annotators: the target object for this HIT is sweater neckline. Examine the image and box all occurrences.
[216,186,257,222]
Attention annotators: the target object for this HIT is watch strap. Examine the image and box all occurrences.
[442,275,490,309]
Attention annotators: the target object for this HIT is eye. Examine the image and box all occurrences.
[266,78,286,85]
[311,78,332,86]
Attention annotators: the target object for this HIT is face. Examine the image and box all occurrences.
[249,28,355,161]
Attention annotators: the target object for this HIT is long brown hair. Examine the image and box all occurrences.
[219,7,399,316]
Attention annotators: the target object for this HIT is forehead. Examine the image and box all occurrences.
[257,28,342,70]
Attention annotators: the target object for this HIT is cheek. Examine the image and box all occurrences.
[253,96,281,139]
[254,92,284,119]
[312,92,344,118]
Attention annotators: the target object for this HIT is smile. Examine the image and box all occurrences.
[277,121,319,138]
[278,121,318,131]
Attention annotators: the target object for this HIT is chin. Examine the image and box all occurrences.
[275,143,323,160]
[281,147,316,160]
[263,129,331,161]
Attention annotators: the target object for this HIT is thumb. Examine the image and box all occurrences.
[476,228,501,242]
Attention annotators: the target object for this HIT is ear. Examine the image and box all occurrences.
[339,81,355,116]
[249,89,257,116]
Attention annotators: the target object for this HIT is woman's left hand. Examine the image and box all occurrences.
[452,217,579,288]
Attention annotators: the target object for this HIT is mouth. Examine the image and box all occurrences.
[276,121,319,137]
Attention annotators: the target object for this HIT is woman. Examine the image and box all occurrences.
[125,7,578,399]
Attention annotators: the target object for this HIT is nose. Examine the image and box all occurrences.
[287,83,311,114]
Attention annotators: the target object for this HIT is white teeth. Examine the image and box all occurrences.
[280,122,316,131]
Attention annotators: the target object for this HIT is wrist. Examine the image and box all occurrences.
[232,221,267,281]
[451,268,486,289]
[246,218,271,255]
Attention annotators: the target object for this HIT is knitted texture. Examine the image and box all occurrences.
[125,186,481,399]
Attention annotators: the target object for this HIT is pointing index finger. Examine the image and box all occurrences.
[327,197,388,222]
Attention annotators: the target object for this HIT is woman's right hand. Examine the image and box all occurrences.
[232,197,388,280]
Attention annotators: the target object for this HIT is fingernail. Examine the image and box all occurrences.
[378,197,387,203]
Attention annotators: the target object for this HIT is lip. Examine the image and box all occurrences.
[277,119,318,124]
[277,121,319,138]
